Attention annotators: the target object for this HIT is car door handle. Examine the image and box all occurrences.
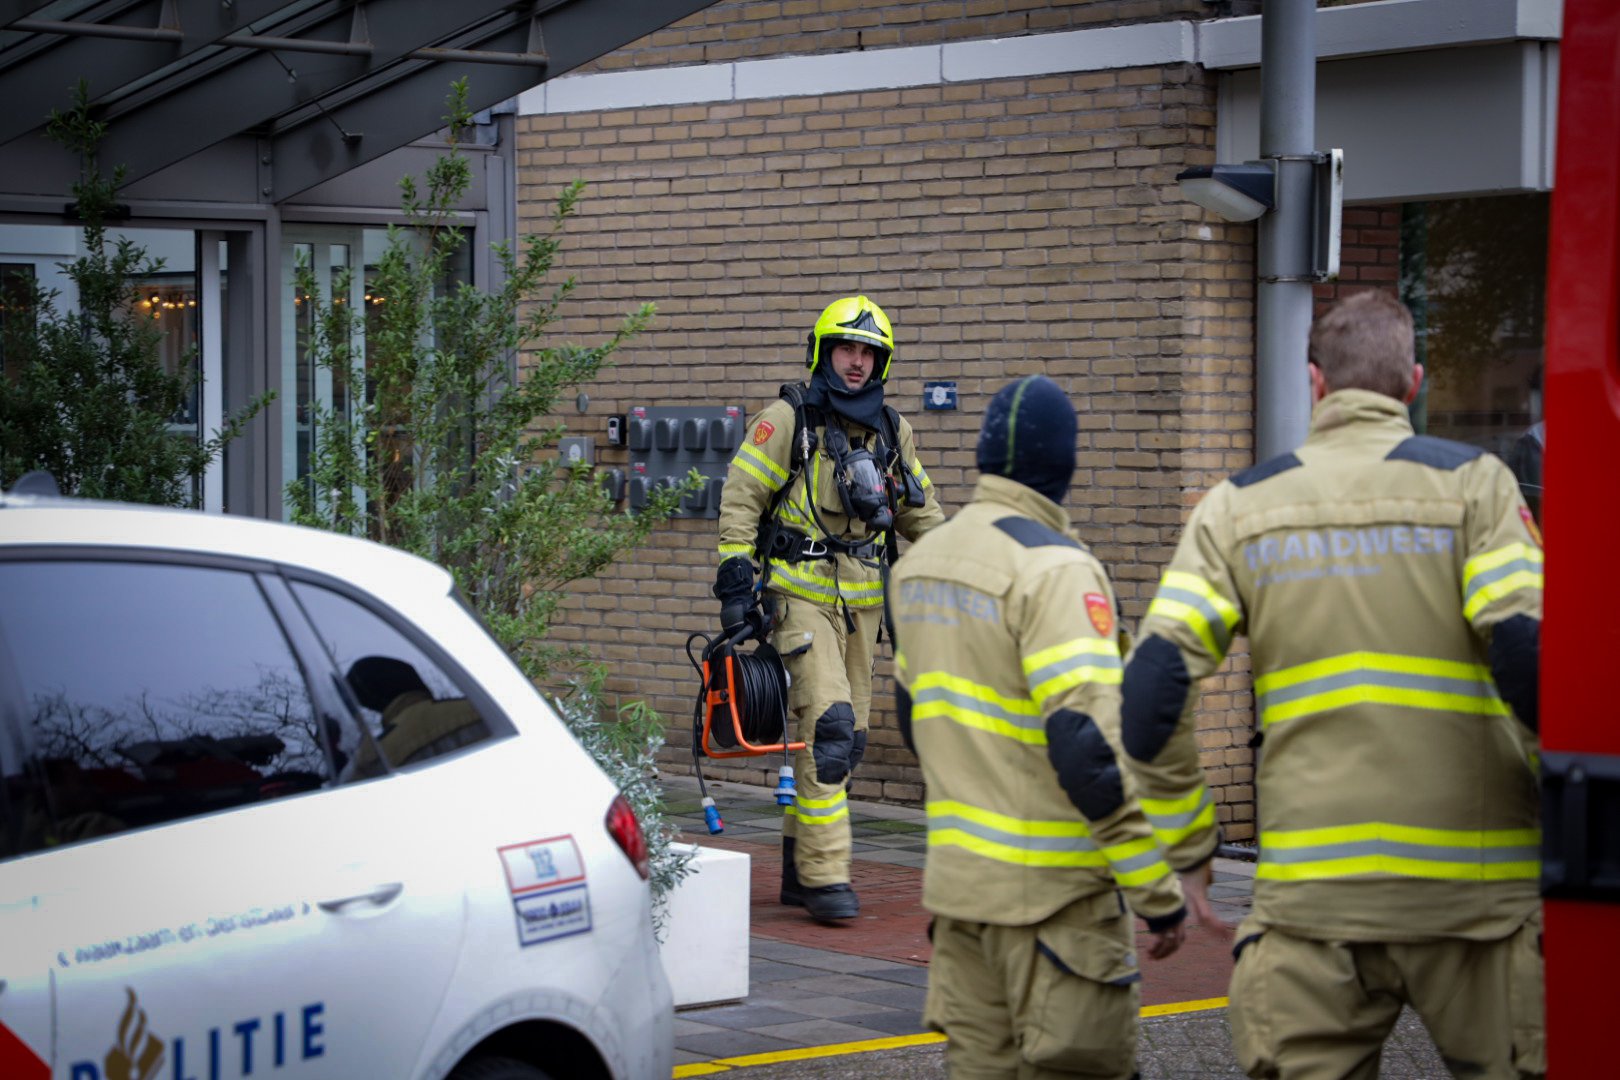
[316,882,404,913]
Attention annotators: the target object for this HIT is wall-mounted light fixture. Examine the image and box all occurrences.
[1175,162,1277,222]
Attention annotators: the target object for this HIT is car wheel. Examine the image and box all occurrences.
[449,1057,554,1080]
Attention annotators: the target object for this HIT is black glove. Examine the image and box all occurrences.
[714,556,756,635]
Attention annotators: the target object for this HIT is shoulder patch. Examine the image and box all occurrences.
[993,516,1079,550]
[1519,505,1543,548]
[1230,453,1303,489]
[752,420,775,445]
[1085,593,1113,636]
[1385,435,1485,470]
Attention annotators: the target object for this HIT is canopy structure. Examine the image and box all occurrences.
[0,0,715,204]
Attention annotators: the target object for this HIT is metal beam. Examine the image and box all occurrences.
[10,18,182,41]
[268,17,539,199]
[96,0,524,185]
[266,0,719,200]
[0,0,290,149]
[0,1,61,29]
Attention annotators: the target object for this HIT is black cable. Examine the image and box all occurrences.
[687,631,789,751]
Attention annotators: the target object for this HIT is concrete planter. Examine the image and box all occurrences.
[659,843,750,1008]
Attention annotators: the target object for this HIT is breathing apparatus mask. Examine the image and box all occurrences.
[823,426,895,533]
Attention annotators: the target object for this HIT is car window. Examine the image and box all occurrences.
[290,580,491,774]
[0,560,328,861]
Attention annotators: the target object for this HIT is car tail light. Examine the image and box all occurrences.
[606,794,650,880]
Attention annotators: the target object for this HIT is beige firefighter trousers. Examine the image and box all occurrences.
[773,594,880,889]
[924,890,1142,1080]
[1228,913,1545,1080]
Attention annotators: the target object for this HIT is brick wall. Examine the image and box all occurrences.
[1312,203,1402,314]
[577,0,1240,73]
[519,3,1263,839]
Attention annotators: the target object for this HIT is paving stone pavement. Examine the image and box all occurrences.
[660,773,1448,1077]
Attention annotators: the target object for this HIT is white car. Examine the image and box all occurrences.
[0,487,673,1080]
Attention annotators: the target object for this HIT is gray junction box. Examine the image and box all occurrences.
[619,404,746,518]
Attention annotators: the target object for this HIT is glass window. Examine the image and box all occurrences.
[1400,193,1548,520]
[0,224,220,507]
[0,560,327,861]
[0,262,35,371]
[290,580,490,773]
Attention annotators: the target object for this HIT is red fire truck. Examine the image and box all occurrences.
[1541,0,1620,1072]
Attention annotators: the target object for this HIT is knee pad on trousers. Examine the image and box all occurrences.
[848,729,868,774]
[813,703,857,784]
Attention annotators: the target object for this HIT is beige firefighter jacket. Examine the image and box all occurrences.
[891,474,1185,928]
[1129,389,1544,942]
[717,395,943,608]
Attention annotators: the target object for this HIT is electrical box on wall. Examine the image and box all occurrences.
[625,404,745,518]
[558,436,595,467]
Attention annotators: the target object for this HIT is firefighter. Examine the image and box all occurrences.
[891,375,1195,1079]
[1121,290,1545,1079]
[714,295,944,923]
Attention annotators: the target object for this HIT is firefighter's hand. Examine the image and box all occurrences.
[1180,861,1231,939]
[720,599,752,637]
[714,556,755,635]
[1145,920,1185,960]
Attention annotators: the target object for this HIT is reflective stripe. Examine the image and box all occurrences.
[1254,651,1508,727]
[911,672,1044,744]
[769,560,885,607]
[777,498,815,532]
[734,442,789,491]
[718,542,754,561]
[1139,786,1216,847]
[785,790,849,826]
[1462,543,1544,620]
[927,799,1103,868]
[1022,637,1123,708]
[768,565,838,603]
[1257,822,1540,882]
[1103,835,1174,888]
[1147,571,1240,660]
[909,457,933,490]
[927,800,1169,884]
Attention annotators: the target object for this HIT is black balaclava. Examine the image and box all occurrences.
[975,374,1077,504]
[804,346,888,432]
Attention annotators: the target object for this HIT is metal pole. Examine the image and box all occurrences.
[1255,0,1317,460]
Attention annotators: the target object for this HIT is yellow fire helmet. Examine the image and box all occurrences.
[805,295,895,382]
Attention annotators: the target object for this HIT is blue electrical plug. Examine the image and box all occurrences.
[702,795,724,834]
[774,765,796,807]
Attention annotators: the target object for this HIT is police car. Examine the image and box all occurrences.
[0,485,673,1079]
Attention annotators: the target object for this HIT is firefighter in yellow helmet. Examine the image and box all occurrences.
[1121,290,1545,1078]
[714,296,944,922]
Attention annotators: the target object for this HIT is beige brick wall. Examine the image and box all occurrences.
[1313,203,1402,313]
[516,41,1264,837]
[577,0,1247,73]
[520,1,1269,838]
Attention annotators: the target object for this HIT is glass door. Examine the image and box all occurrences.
[280,229,365,520]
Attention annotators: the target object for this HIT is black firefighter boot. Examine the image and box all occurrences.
[780,835,802,906]
[780,837,859,922]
